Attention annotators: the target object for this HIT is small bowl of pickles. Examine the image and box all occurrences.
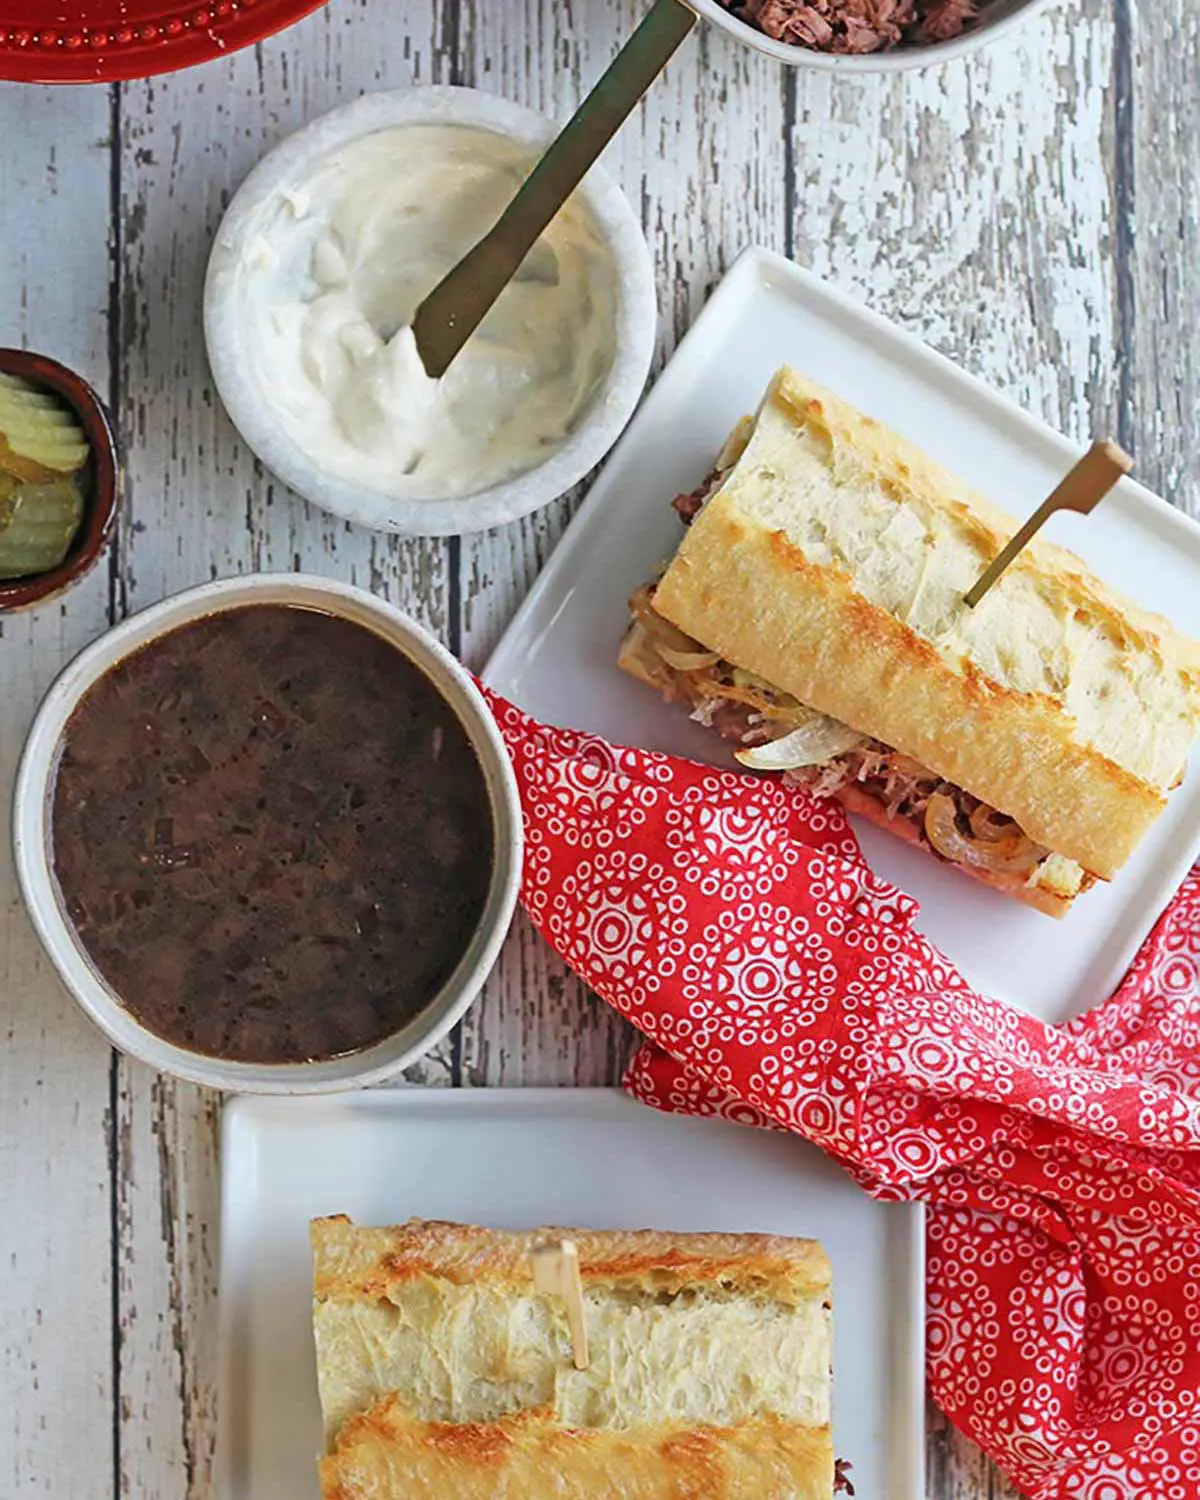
[0,349,119,612]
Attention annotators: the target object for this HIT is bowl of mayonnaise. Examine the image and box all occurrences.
[203,87,656,536]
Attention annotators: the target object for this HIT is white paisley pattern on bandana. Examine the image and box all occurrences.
[482,686,1200,1500]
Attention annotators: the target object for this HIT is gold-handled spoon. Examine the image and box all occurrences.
[412,0,697,379]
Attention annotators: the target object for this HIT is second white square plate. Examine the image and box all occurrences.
[217,1089,924,1500]
[485,247,1200,1025]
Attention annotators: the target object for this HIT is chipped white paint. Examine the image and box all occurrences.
[0,1,1193,1496]
[0,83,118,1500]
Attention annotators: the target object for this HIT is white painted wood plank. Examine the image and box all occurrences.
[1123,0,1200,518]
[0,83,116,1500]
[791,2,1117,439]
[453,0,790,1088]
[791,10,1115,1498]
[111,9,455,1496]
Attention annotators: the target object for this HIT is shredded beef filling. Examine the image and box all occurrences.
[690,685,958,825]
[721,0,978,53]
[686,675,1072,881]
[629,572,1078,888]
[672,468,723,526]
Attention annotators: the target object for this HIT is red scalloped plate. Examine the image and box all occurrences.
[0,0,330,82]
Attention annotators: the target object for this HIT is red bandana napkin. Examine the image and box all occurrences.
[483,687,1200,1500]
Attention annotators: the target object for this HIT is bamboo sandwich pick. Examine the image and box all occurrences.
[531,1238,590,1371]
[963,439,1134,609]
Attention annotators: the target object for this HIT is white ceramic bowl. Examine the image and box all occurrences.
[204,87,657,537]
[12,573,522,1094]
[695,0,1056,72]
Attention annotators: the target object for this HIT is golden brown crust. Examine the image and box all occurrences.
[320,1394,834,1500]
[657,506,1162,877]
[312,1216,831,1306]
[770,368,1200,656]
[314,1219,834,1498]
[649,371,1200,877]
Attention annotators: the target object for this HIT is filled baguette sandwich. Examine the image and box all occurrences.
[619,368,1200,917]
[311,1215,836,1499]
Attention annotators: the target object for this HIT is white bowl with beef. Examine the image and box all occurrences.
[13,574,522,1093]
[697,0,1056,70]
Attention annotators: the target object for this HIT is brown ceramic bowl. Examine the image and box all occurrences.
[0,349,120,612]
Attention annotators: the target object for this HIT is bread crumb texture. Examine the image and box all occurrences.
[312,1217,834,1499]
[728,369,1200,792]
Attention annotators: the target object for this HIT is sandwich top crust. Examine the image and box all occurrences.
[320,1399,835,1500]
[312,1214,830,1304]
[312,1216,833,1500]
[652,368,1200,877]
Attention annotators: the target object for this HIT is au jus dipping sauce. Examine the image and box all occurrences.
[50,604,495,1063]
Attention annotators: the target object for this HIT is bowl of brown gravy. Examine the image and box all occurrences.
[13,574,522,1092]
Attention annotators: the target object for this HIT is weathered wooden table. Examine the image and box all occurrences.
[1,2,1195,1494]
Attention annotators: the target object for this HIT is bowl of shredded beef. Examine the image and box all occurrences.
[697,0,1051,67]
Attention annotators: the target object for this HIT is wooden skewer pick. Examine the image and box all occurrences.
[531,1238,590,1370]
[963,439,1134,609]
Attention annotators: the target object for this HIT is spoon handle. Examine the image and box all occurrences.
[413,0,698,379]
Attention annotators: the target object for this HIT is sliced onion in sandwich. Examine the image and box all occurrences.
[628,591,721,672]
[655,644,721,672]
[925,789,1043,874]
[969,803,1019,843]
[632,594,710,654]
[735,711,866,770]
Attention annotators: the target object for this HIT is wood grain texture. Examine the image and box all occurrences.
[1,0,1197,1495]
[0,84,118,1500]
[1119,0,1200,517]
[454,2,788,1094]
[789,0,1118,444]
[111,10,453,1494]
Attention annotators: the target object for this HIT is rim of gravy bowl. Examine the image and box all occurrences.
[12,573,523,1094]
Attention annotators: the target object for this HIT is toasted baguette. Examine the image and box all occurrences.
[832,780,1078,916]
[321,1399,834,1500]
[311,1216,833,1499]
[652,369,1200,879]
[617,628,1080,916]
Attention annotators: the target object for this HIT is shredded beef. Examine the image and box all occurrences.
[793,743,942,821]
[689,695,772,744]
[671,468,724,526]
[834,1457,856,1496]
[722,0,977,53]
[682,688,1035,857]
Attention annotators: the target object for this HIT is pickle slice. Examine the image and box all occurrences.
[0,387,62,410]
[0,370,60,398]
[0,377,90,481]
[0,475,85,579]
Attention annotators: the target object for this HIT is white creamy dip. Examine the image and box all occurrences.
[235,124,619,501]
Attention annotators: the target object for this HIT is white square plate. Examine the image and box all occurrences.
[217,1088,924,1499]
[485,247,1200,1025]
